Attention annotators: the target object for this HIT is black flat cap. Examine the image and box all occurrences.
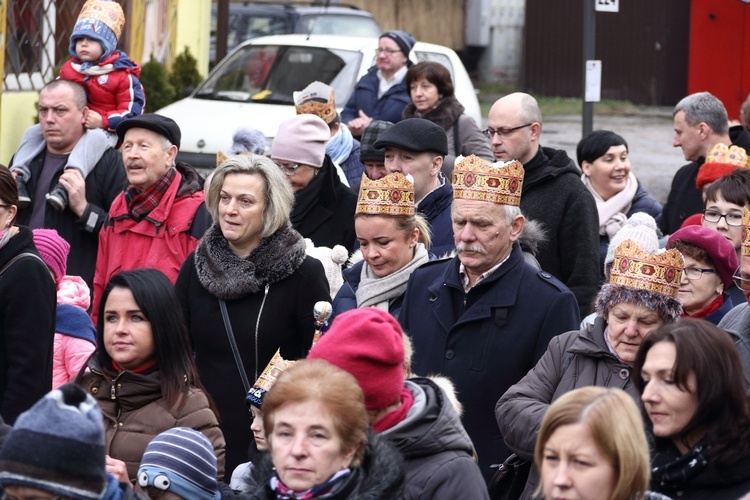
[115,113,181,148]
[373,118,448,155]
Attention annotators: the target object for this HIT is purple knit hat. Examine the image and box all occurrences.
[271,115,329,168]
[33,229,70,282]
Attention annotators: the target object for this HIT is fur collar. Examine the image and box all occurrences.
[194,222,306,299]
[403,95,465,130]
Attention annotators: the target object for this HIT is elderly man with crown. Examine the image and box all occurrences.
[497,239,684,499]
[718,207,750,392]
[398,155,580,482]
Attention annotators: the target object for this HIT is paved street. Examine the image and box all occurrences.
[538,111,685,205]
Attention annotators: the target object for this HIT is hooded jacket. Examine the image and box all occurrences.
[381,378,489,499]
[496,316,637,499]
[342,65,411,126]
[241,432,404,500]
[58,50,146,133]
[520,146,599,316]
[92,162,210,322]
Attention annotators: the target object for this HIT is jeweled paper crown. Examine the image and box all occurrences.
[452,155,524,206]
[294,81,336,124]
[78,0,124,39]
[356,172,415,216]
[610,240,683,297]
[742,207,750,257]
[705,143,750,169]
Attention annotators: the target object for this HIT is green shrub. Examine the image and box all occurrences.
[169,46,202,99]
[140,57,176,112]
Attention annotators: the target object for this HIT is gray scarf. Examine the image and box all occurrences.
[194,222,306,300]
[356,243,429,309]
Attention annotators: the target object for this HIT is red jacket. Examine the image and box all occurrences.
[92,167,207,322]
[58,51,146,132]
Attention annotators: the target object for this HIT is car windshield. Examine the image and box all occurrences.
[196,44,363,105]
[297,15,381,38]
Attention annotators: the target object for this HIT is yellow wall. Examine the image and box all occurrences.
[1,92,39,166]
[174,0,211,77]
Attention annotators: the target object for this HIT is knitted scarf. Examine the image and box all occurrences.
[651,440,709,491]
[356,243,429,309]
[270,469,351,499]
[326,125,354,165]
[194,222,306,300]
[582,171,638,238]
[683,294,724,319]
[372,386,415,433]
[125,167,176,220]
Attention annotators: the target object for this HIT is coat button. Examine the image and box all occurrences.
[118,422,123,427]
[619,368,629,380]
[445,349,455,360]
[91,387,98,394]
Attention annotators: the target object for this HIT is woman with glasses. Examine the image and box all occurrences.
[666,225,737,324]
[497,240,683,500]
[175,155,331,475]
[576,130,662,282]
[271,114,357,252]
[402,62,493,176]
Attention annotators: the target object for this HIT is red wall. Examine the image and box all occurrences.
[688,0,750,120]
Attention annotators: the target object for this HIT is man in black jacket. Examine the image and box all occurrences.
[660,91,750,235]
[13,79,126,290]
[486,92,599,316]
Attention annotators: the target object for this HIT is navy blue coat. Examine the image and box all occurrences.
[341,66,411,126]
[332,261,406,320]
[597,180,662,282]
[418,177,454,257]
[398,242,580,481]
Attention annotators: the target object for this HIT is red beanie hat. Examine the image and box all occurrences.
[308,308,405,411]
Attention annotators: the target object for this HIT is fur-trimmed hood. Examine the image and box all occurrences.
[194,222,306,299]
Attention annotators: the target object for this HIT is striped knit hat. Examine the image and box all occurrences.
[137,427,219,500]
[0,384,107,499]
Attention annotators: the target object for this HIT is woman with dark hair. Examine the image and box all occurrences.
[243,359,404,498]
[403,61,493,176]
[0,165,56,425]
[701,168,750,272]
[497,240,683,499]
[78,268,225,483]
[633,318,750,498]
[577,130,662,281]
[176,154,330,475]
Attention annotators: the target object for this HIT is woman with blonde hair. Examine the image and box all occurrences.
[535,386,654,500]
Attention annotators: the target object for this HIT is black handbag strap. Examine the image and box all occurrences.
[218,299,251,394]
[0,252,44,277]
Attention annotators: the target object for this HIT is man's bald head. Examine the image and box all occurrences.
[487,93,542,165]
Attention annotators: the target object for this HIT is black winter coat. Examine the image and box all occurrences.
[291,155,357,252]
[399,242,580,481]
[417,176,454,257]
[15,148,127,289]
[243,433,405,499]
[520,147,599,316]
[659,124,750,235]
[175,240,330,475]
[0,226,56,424]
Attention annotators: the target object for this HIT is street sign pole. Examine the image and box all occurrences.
[582,0,596,137]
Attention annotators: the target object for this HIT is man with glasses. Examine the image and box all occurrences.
[486,92,599,316]
[12,80,126,290]
[718,207,750,391]
[342,30,415,138]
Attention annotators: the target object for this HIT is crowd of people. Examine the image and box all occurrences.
[2,0,750,498]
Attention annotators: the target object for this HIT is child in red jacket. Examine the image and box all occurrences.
[10,0,145,212]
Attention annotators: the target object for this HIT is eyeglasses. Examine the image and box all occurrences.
[375,48,401,55]
[702,209,743,226]
[683,266,717,280]
[275,162,301,176]
[482,123,533,139]
[733,267,750,291]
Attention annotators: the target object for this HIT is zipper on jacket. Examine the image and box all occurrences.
[254,284,270,380]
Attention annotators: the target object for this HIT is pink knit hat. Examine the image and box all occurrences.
[308,308,405,410]
[271,114,329,168]
[32,229,70,282]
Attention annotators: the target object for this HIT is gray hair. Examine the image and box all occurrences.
[208,155,294,239]
[41,79,87,109]
[451,202,522,226]
[674,92,728,135]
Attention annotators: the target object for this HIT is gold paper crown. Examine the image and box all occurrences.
[610,240,683,297]
[78,0,125,39]
[294,82,336,124]
[356,172,415,216]
[705,143,750,169]
[742,207,750,257]
[452,155,525,206]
